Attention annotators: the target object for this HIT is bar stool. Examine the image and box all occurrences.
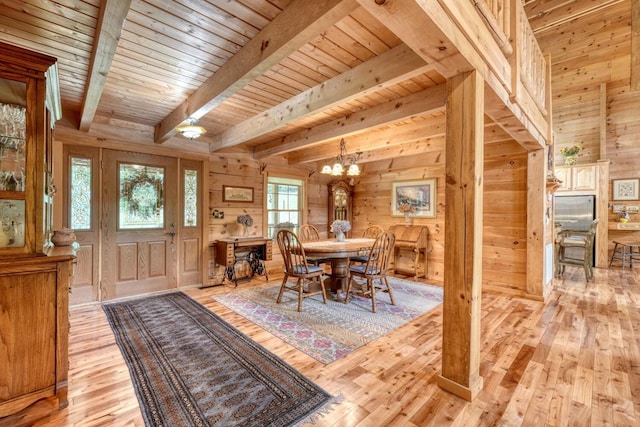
[609,241,640,269]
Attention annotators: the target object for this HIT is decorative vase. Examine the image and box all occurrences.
[404,213,410,226]
[563,155,577,166]
[51,228,77,246]
[336,231,345,242]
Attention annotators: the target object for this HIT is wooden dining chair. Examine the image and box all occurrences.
[344,231,396,313]
[275,229,327,312]
[362,225,385,239]
[555,218,599,281]
[351,225,385,265]
[298,224,330,267]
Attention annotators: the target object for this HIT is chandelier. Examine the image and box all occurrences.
[320,138,361,176]
[176,117,207,139]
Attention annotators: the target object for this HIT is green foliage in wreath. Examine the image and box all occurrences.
[120,168,164,219]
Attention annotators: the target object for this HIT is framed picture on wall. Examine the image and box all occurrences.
[612,179,639,201]
[391,179,437,218]
[223,185,254,202]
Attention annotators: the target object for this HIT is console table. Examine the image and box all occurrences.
[213,237,272,286]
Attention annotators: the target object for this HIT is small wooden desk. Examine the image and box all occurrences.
[301,238,375,292]
[213,237,272,286]
[389,225,428,278]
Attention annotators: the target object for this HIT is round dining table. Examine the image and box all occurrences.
[300,238,375,294]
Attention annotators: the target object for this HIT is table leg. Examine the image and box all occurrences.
[329,258,350,297]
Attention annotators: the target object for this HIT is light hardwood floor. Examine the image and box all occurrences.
[3,266,639,426]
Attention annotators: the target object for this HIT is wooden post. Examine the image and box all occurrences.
[526,149,546,298]
[599,83,607,159]
[437,71,484,401]
[632,0,640,91]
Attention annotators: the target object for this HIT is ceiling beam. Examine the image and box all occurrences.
[253,83,446,159]
[209,43,433,152]
[154,0,358,143]
[289,115,446,164]
[354,0,471,79]
[79,0,132,131]
[358,0,546,148]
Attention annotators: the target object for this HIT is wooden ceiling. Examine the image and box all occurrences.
[0,0,632,167]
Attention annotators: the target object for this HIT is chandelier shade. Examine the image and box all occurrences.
[321,139,361,177]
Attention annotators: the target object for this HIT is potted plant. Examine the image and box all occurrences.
[559,144,583,165]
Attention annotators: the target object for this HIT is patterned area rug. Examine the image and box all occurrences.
[212,277,444,364]
[103,292,335,427]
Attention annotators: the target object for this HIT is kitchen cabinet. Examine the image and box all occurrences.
[0,42,73,418]
[555,164,597,192]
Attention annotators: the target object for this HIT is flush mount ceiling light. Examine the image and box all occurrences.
[176,117,206,139]
[320,138,361,177]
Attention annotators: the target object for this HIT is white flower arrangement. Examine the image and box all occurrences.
[330,220,351,234]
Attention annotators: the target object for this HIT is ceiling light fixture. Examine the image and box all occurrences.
[320,138,361,176]
[176,117,206,139]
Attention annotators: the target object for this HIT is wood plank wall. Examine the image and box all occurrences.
[352,137,446,284]
[351,130,530,294]
[538,1,640,248]
[483,140,529,295]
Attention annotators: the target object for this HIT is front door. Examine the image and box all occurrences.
[101,150,178,300]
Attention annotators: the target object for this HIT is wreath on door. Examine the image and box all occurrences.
[120,168,164,219]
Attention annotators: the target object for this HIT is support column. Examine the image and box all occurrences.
[526,149,546,299]
[438,70,484,401]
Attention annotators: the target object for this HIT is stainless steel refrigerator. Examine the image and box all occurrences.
[554,195,596,262]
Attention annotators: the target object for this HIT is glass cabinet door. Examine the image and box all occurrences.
[0,77,27,248]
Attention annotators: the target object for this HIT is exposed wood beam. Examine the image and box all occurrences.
[484,81,546,150]
[288,115,446,164]
[79,0,132,131]
[154,0,358,143]
[292,119,513,167]
[354,0,470,79]
[632,0,640,91]
[209,43,432,151]
[351,135,445,165]
[358,0,546,148]
[253,84,446,159]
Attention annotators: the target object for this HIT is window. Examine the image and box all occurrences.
[183,169,198,227]
[70,156,92,230]
[266,176,304,238]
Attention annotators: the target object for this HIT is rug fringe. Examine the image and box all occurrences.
[293,393,345,426]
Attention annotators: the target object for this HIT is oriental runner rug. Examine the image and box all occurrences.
[103,292,335,427]
[212,277,443,365]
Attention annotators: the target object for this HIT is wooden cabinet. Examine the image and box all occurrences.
[0,250,74,417]
[555,164,597,192]
[328,180,352,234]
[0,43,72,418]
